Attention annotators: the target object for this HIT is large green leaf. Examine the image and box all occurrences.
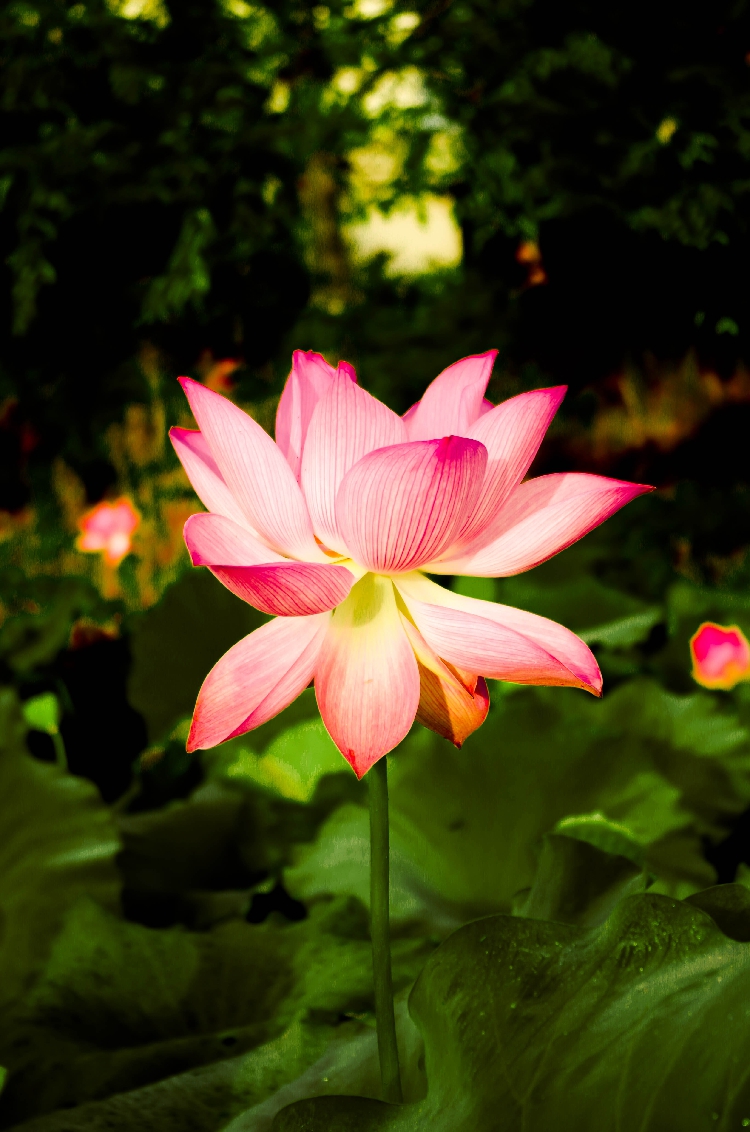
[0,689,120,1019]
[459,547,656,637]
[118,705,365,926]
[285,678,747,933]
[1,894,432,1128]
[6,1020,333,1132]
[273,887,750,1131]
[224,998,426,1132]
[221,718,346,804]
[0,683,432,1129]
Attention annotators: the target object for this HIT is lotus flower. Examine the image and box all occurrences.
[76,497,140,565]
[690,622,750,690]
[171,351,651,777]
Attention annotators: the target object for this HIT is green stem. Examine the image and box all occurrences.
[51,729,68,772]
[368,755,403,1104]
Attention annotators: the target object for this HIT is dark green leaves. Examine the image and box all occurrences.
[274,878,750,1131]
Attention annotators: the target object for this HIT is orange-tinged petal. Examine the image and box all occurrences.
[395,572,601,694]
[401,614,489,746]
[690,622,750,690]
[315,573,419,778]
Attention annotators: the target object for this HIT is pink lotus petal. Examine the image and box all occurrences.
[184,512,285,566]
[300,375,407,552]
[454,386,567,550]
[187,613,330,750]
[275,351,345,481]
[315,574,420,777]
[210,562,354,616]
[184,513,354,615]
[395,573,601,693]
[404,394,493,426]
[432,472,653,576]
[179,377,326,562]
[404,351,498,441]
[336,436,487,574]
[170,427,250,529]
[690,622,750,690]
[401,614,490,746]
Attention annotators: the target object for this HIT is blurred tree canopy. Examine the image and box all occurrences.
[2,0,750,501]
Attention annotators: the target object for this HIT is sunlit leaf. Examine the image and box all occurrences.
[223,718,345,803]
[21,692,61,734]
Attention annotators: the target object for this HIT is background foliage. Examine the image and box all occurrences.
[3,0,750,1127]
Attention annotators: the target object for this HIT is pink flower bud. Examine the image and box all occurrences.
[690,621,750,690]
[76,497,140,565]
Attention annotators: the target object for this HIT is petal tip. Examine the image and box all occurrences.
[354,750,383,778]
[623,481,657,504]
[337,360,358,382]
[185,722,201,753]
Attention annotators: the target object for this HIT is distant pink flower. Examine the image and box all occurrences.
[171,351,652,777]
[690,622,750,690]
[76,497,140,565]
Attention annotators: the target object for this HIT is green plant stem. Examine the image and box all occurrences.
[368,755,403,1104]
[51,729,67,772]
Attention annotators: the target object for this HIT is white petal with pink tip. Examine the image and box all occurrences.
[454,386,567,550]
[275,350,340,481]
[170,427,249,529]
[301,377,406,551]
[336,436,487,573]
[433,472,653,576]
[404,351,497,441]
[179,377,327,562]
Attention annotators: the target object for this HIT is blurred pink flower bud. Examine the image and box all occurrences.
[690,621,750,690]
[76,497,140,565]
